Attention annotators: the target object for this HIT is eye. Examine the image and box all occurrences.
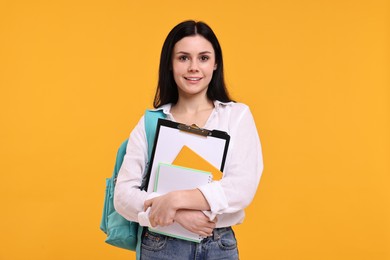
[200,55,209,61]
[178,55,189,61]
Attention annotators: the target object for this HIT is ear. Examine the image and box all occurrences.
[214,64,217,70]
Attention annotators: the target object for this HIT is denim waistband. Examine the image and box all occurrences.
[143,226,233,243]
[208,227,233,241]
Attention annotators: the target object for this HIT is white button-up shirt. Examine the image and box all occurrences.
[114,100,263,228]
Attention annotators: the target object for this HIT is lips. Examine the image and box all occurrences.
[184,77,202,81]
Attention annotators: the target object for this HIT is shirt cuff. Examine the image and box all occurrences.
[198,181,228,214]
[137,192,161,227]
[202,210,217,221]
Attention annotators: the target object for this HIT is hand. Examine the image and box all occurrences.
[174,210,217,237]
[144,192,178,227]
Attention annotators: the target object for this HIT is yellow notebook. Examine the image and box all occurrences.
[172,145,223,180]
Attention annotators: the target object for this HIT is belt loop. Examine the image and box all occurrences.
[213,228,221,241]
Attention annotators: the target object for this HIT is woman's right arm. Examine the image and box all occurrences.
[114,115,219,234]
[114,116,149,222]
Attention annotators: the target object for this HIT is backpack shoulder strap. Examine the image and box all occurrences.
[144,109,166,160]
[112,110,165,182]
[136,109,166,256]
[113,139,129,180]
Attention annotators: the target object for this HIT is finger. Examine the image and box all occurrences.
[144,199,152,211]
[196,226,213,237]
[202,229,213,237]
[206,227,214,236]
[149,217,156,227]
[160,218,174,227]
[203,220,216,229]
[195,230,209,237]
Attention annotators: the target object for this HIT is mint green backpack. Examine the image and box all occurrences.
[100,110,165,251]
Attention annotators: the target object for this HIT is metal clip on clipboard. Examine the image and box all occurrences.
[177,123,211,136]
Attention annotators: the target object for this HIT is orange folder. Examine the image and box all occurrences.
[172,145,223,180]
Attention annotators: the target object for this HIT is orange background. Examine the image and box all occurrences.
[0,0,389,259]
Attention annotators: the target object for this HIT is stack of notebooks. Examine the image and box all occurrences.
[149,145,223,242]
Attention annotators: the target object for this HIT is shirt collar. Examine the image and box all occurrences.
[213,100,234,112]
[150,103,172,116]
[151,100,234,115]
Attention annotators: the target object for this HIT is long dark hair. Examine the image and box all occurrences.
[153,20,232,108]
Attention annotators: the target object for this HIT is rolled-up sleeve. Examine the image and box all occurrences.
[198,106,263,216]
[113,116,149,222]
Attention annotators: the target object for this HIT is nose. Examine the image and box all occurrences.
[188,60,199,72]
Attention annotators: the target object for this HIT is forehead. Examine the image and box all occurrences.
[173,35,214,53]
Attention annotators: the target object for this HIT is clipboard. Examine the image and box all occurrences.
[145,118,230,194]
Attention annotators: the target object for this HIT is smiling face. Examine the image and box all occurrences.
[172,35,217,100]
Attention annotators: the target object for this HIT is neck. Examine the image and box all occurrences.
[174,94,214,113]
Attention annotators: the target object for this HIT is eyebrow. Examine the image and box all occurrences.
[175,51,213,55]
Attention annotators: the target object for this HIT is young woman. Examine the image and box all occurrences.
[114,20,263,260]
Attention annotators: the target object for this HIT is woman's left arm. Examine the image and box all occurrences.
[198,106,263,215]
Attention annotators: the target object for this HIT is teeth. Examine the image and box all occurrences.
[186,77,201,80]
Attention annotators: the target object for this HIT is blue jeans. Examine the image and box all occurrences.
[140,227,239,260]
